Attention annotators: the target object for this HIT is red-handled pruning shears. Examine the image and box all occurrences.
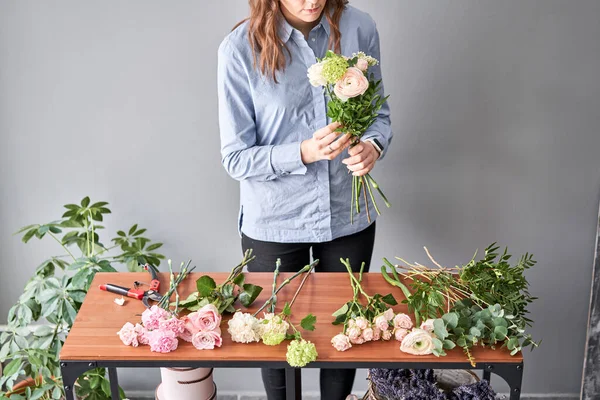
[99,264,163,308]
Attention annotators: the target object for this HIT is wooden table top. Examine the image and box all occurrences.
[60,272,522,366]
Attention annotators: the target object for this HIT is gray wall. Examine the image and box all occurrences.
[1,0,599,397]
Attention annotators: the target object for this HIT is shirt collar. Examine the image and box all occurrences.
[278,12,331,44]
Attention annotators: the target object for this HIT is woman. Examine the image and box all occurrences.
[217,1,392,398]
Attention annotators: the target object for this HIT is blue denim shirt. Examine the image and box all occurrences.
[217,5,392,243]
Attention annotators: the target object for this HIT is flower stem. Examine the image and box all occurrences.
[361,176,372,223]
[288,262,316,309]
[364,174,381,216]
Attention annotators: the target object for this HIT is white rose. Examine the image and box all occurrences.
[374,315,389,332]
[393,313,414,330]
[354,317,369,330]
[420,319,435,333]
[400,328,435,355]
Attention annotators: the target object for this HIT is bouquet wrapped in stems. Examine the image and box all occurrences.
[307,50,390,223]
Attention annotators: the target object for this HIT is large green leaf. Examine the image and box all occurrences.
[239,284,262,307]
[196,276,216,297]
[300,314,316,331]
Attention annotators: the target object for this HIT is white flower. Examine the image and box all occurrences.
[352,51,379,66]
[307,61,327,87]
[227,312,261,343]
[258,312,289,345]
[354,316,369,330]
[400,328,435,355]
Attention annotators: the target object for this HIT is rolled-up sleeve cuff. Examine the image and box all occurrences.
[270,142,307,177]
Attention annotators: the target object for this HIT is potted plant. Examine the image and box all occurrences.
[0,197,165,399]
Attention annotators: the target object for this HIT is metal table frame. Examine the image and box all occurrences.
[60,359,524,400]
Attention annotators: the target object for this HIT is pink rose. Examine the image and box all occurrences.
[192,328,223,350]
[394,328,409,342]
[354,317,369,330]
[189,304,222,332]
[356,58,369,72]
[331,334,352,352]
[347,326,361,341]
[178,315,195,342]
[117,322,139,347]
[374,315,389,332]
[362,327,374,342]
[134,323,149,345]
[382,330,393,341]
[420,319,435,333]
[333,67,369,102]
[372,327,382,341]
[159,317,185,335]
[141,305,170,330]
[147,329,179,353]
[350,336,365,345]
[383,308,395,321]
[393,313,413,330]
[347,319,356,328]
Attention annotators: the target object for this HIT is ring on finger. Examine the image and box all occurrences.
[328,145,334,153]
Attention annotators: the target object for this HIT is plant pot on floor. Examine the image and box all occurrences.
[156,367,216,400]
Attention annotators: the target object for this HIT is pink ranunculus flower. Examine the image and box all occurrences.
[374,315,389,332]
[354,317,369,330]
[192,328,223,350]
[382,330,393,341]
[333,67,369,102]
[356,58,369,72]
[134,323,149,345]
[393,313,413,330]
[331,334,352,352]
[394,328,409,342]
[420,319,435,333]
[372,327,382,341]
[347,326,361,341]
[383,308,395,321]
[117,322,139,347]
[362,327,374,342]
[141,305,170,331]
[159,317,185,335]
[190,304,222,332]
[147,329,179,353]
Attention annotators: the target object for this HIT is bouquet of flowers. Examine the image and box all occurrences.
[331,259,415,351]
[227,260,319,367]
[307,50,390,223]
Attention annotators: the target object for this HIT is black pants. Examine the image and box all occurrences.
[241,222,376,400]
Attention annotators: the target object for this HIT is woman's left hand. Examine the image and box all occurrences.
[342,141,380,176]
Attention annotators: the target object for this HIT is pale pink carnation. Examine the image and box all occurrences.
[331,334,352,352]
[372,327,382,341]
[347,326,361,341]
[354,317,369,330]
[192,328,223,350]
[134,323,149,345]
[147,329,179,353]
[382,330,393,341]
[189,304,222,332]
[334,67,369,102]
[117,322,139,347]
[141,305,170,330]
[159,317,185,335]
[362,327,374,342]
[374,315,389,332]
[394,328,409,342]
[420,319,435,333]
[393,313,413,330]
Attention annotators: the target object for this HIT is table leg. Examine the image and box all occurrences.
[483,366,492,382]
[489,362,524,400]
[108,367,120,399]
[285,368,301,400]
[60,361,96,400]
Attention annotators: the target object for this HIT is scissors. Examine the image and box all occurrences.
[99,264,162,308]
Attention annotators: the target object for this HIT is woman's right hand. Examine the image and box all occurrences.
[301,122,352,164]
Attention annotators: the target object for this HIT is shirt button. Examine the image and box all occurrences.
[311,38,316,42]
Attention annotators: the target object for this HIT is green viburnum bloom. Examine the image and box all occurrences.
[286,339,318,367]
[321,56,349,84]
[262,331,286,346]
